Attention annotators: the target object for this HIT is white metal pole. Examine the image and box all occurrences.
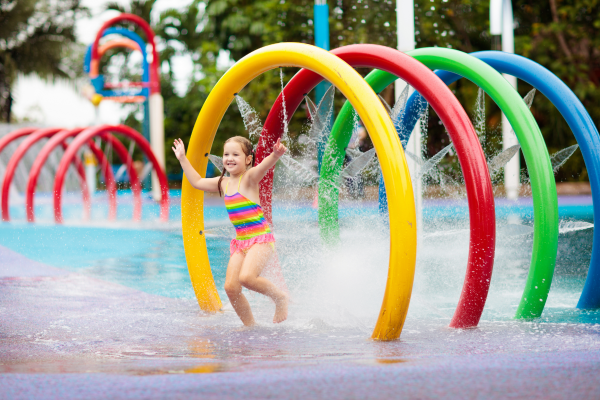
[492,0,519,200]
[396,0,422,232]
[149,93,165,201]
[85,105,101,197]
[500,0,520,201]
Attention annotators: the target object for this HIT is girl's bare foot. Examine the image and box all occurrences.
[273,292,289,323]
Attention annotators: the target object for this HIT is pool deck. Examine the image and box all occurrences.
[3,350,600,400]
[2,244,600,400]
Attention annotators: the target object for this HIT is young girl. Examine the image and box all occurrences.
[172,136,289,325]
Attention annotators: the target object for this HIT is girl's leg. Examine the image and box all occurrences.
[224,251,255,326]
[238,243,289,323]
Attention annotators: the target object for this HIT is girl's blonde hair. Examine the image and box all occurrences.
[218,136,254,197]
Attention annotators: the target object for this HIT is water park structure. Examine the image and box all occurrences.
[1,5,599,342]
[85,13,166,201]
[0,14,169,224]
[182,17,600,339]
[4,1,600,398]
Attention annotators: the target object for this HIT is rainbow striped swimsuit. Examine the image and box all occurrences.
[224,174,275,255]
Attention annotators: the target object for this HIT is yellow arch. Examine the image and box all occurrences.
[182,43,416,340]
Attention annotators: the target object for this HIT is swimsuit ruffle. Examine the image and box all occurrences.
[230,233,276,255]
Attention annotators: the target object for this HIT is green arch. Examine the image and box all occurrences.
[319,47,558,320]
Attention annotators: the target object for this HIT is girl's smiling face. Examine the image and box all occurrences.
[223,141,252,175]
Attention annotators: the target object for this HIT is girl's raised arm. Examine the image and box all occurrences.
[247,138,287,184]
[172,138,221,192]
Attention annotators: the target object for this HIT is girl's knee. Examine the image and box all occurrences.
[238,273,255,288]
[224,281,242,297]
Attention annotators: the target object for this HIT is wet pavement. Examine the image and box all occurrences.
[2,242,600,399]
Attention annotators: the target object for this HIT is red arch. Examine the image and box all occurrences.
[90,14,160,94]
[25,128,115,222]
[2,128,80,221]
[255,44,495,329]
[25,128,145,223]
[0,127,89,221]
[53,125,168,223]
[0,127,39,154]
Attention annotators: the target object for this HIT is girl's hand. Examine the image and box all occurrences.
[273,138,287,158]
[172,138,186,161]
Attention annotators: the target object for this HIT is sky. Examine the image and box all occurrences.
[11,0,195,128]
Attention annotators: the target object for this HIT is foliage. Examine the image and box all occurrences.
[0,0,88,122]
[513,0,600,182]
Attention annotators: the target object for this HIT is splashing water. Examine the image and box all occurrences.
[523,88,536,109]
[279,154,319,184]
[280,68,290,144]
[208,154,224,174]
[392,85,410,135]
[551,144,579,173]
[348,109,361,149]
[235,95,263,143]
[488,144,521,176]
[419,101,429,155]
[428,219,593,240]
[416,143,454,180]
[345,146,361,160]
[475,88,486,152]
[306,85,335,142]
[559,219,594,234]
[340,148,376,179]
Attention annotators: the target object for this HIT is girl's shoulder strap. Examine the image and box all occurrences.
[237,172,246,191]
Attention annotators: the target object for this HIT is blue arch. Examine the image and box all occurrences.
[83,27,150,98]
[387,50,600,309]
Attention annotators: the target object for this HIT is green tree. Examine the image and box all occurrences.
[512,0,600,182]
[0,0,88,122]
